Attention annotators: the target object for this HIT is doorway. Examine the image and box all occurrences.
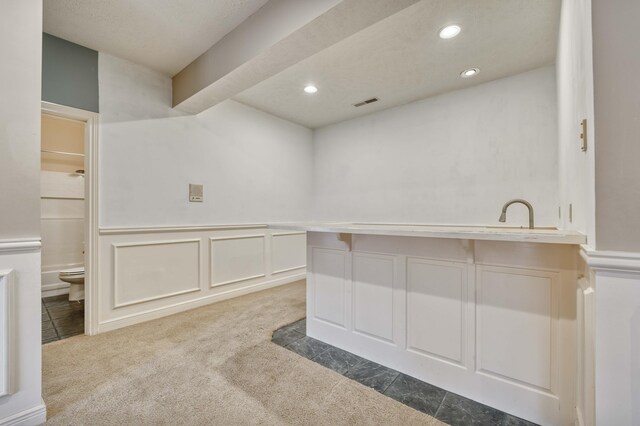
[40,102,99,340]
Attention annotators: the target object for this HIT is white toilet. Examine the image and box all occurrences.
[59,267,85,301]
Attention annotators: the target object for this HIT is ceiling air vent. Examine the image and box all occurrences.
[353,97,379,107]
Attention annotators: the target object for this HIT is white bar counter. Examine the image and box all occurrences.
[269,222,583,425]
[271,222,586,245]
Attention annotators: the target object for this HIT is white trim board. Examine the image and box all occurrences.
[0,241,41,254]
[0,402,47,426]
[0,269,15,398]
[581,248,640,273]
[99,224,267,235]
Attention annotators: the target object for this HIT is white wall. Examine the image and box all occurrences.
[556,0,595,246]
[589,0,640,425]
[592,0,640,253]
[0,2,41,240]
[99,53,313,229]
[94,53,311,332]
[0,0,46,424]
[312,66,559,228]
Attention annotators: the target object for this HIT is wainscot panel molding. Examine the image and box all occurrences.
[309,247,349,328]
[476,265,559,394]
[271,232,306,274]
[352,252,398,344]
[99,224,267,235]
[406,257,468,367]
[209,235,265,287]
[306,233,577,426]
[0,269,15,398]
[96,226,305,333]
[113,239,201,308]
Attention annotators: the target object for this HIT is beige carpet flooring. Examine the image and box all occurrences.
[43,281,443,425]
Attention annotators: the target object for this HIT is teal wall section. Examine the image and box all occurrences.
[42,33,99,112]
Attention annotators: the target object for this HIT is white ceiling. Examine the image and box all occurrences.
[234,0,561,128]
[43,0,270,76]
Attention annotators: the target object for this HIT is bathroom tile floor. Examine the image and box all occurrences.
[272,319,537,426]
[42,295,84,344]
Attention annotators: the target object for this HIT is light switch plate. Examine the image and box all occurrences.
[189,184,203,202]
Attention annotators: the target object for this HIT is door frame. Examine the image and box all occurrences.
[41,101,99,335]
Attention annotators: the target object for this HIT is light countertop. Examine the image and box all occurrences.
[269,222,586,245]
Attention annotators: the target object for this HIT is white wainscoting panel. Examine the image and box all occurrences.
[407,257,468,366]
[271,232,306,274]
[476,265,558,392]
[352,252,396,343]
[306,233,576,425]
[113,239,201,308]
[97,226,305,333]
[311,247,347,327]
[0,269,14,397]
[210,235,265,287]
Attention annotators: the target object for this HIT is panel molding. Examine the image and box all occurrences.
[406,256,468,367]
[272,265,306,275]
[352,251,397,344]
[476,265,559,395]
[271,231,306,237]
[311,247,348,328]
[209,234,266,287]
[100,224,267,235]
[0,269,15,398]
[113,238,201,308]
[271,231,306,275]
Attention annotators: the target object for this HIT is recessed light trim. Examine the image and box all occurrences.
[304,85,318,94]
[460,68,480,78]
[439,25,461,39]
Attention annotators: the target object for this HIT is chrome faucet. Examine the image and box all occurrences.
[499,199,534,229]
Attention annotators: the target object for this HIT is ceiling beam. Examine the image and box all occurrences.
[172,0,421,114]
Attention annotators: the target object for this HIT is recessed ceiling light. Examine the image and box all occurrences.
[439,25,461,39]
[304,85,318,94]
[460,68,480,78]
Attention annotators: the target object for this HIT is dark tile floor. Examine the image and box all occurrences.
[272,319,537,426]
[42,295,85,344]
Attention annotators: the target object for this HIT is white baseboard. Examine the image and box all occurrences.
[41,282,69,298]
[0,403,46,426]
[96,272,305,333]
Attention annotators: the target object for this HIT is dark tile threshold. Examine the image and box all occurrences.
[272,319,536,426]
[42,295,85,344]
